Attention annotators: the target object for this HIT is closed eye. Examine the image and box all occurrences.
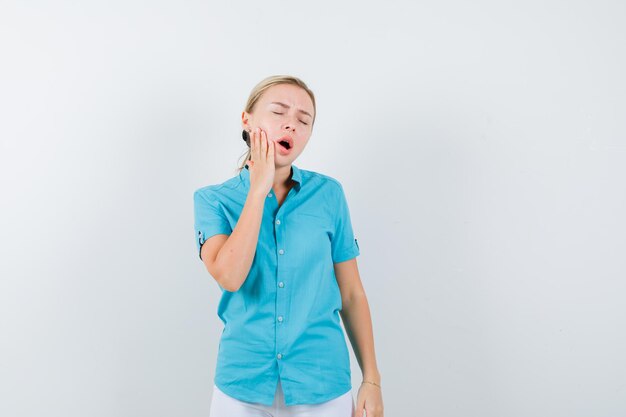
[272,111,309,125]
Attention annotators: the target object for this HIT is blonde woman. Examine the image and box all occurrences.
[194,75,384,417]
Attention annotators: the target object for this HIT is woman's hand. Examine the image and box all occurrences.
[247,127,275,196]
[354,382,384,417]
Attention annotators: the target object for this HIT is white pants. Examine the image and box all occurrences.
[209,379,355,417]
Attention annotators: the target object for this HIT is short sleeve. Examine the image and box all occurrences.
[330,181,360,263]
[193,189,232,260]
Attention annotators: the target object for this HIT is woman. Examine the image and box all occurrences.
[194,75,384,417]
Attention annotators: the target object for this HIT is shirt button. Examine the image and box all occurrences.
[268,193,273,198]
[277,353,283,360]
[275,219,281,225]
[278,282,284,288]
[278,249,284,255]
[277,316,283,322]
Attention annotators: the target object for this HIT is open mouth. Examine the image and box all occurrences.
[278,140,291,150]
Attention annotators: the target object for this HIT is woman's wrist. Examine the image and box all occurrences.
[363,370,380,383]
[361,380,382,389]
[362,370,381,387]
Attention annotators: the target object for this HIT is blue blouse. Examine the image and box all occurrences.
[193,163,360,406]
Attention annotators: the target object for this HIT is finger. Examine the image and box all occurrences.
[260,130,267,158]
[251,128,259,162]
[355,398,365,417]
[267,135,275,161]
[249,129,254,154]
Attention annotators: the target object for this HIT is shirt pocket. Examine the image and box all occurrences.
[293,211,332,230]
[291,211,333,259]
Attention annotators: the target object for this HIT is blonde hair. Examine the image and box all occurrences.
[237,75,316,173]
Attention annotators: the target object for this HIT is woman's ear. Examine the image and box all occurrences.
[241,111,255,147]
[241,111,252,130]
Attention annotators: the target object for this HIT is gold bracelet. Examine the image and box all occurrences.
[362,380,381,389]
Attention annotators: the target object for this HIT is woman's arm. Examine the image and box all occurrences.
[204,190,267,292]
[203,130,275,292]
[335,258,381,384]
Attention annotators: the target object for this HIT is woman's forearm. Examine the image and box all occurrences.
[213,190,266,291]
[340,292,381,383]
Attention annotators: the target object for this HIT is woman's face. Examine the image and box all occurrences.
[242,83,315,166]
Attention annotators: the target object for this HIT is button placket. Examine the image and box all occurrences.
[275,209,288,365]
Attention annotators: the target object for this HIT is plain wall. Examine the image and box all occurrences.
[1,1,625,416]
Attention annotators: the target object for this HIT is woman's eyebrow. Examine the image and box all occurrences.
[269,101,313,118]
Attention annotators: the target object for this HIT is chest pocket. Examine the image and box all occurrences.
[291,211,333,259]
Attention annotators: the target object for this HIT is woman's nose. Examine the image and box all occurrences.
[283,115,298,131]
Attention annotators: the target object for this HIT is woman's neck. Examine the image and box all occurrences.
[273,164,294,192]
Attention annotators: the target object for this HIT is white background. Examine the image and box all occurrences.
[1,1,625,416]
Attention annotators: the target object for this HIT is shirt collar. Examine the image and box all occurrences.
[239,163,302,192]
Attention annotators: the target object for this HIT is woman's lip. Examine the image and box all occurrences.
[278,136,293,147]
[275,140,292,155]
